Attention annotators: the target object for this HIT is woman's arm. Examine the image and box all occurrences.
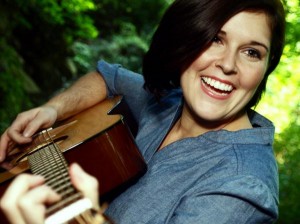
[46,71,107,121]
[0,71,107,161]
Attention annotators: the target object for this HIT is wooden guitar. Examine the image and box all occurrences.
[0,96,147,223]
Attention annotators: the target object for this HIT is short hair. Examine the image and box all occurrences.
[142,0,285,109]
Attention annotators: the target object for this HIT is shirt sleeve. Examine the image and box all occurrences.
[96,60,151,124]
[167,176,278,224]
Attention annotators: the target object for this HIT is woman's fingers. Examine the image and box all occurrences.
[69,163,100,209]
[0,174,61,224]
[0,174,45,224]
[18,185,61,224]
[0,131,12,161]
[0,106,57,162]
[21,106,57,138]
[0,164,98,224]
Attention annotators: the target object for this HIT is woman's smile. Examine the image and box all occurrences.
[201,76,234,100]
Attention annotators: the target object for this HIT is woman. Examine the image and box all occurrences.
[0,0,285,223]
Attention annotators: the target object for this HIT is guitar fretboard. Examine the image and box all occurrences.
[27,141,82,216]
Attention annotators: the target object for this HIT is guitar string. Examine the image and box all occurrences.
[30,132,61,215]
[41,131,66,191]
[41,130,97,223]
[42,129,83,215]
[27,130,77,216]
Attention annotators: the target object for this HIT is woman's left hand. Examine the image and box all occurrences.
[0,174,61,224]
[0,163,100,224]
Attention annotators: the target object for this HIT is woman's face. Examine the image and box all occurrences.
[180,11,271,125]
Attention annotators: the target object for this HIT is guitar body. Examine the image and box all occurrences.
[0,97,147,223]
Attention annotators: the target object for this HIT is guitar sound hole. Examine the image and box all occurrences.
[14,135,69,164]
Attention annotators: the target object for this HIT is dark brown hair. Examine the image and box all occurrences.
[142,0,285,109]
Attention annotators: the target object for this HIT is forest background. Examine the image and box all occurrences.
[0,0,299,223]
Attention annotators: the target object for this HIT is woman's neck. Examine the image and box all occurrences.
[159,106,252,150]
[179,105,252,137]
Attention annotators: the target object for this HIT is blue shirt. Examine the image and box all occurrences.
[97,60,279,224]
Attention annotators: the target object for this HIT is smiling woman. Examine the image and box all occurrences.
[0,0,286,223]
[179,12,271,133]
[143,0,285,110]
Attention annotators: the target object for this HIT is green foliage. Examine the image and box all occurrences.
[72,22,148,74]
[282,0,300,57]
[255,0,300,222]
[91,0,168,39]
[0,0,98,133]
[274,114,300,223]
[0,39,33,131]
[71,0,169,74]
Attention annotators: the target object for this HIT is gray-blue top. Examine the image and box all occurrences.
[97,60,278,224]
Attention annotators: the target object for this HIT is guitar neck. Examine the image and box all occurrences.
[28,141,82,213]
[27,132,110,224]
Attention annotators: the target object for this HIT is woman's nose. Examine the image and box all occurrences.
[215,49,238,75]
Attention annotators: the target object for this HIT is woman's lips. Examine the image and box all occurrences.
[201,76,234,100]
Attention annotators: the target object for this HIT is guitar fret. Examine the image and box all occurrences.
[46,192,83,215]
[27,140,83,218]
[31,164,66,176]
[30,153,60,165]
[30,161,66,178]
[41,170,69,181]
[31,155,63,167]
[53,182,74,195]
[46,173,70,186]
[46,177,71,192]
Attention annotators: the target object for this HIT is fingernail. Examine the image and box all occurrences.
[23,132,30,138]
[33,175,45,182]
[72,163,81,171]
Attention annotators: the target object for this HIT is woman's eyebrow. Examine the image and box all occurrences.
[218,30,269,52]
[249,41,270,52]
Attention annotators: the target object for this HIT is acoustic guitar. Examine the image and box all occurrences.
[0,96,147,223]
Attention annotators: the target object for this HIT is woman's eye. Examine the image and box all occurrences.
[212,36,222,44]
[246,49,261,59]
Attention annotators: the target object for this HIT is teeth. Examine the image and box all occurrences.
[202,77,233,92]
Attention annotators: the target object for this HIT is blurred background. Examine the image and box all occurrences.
[0,0,299,222]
